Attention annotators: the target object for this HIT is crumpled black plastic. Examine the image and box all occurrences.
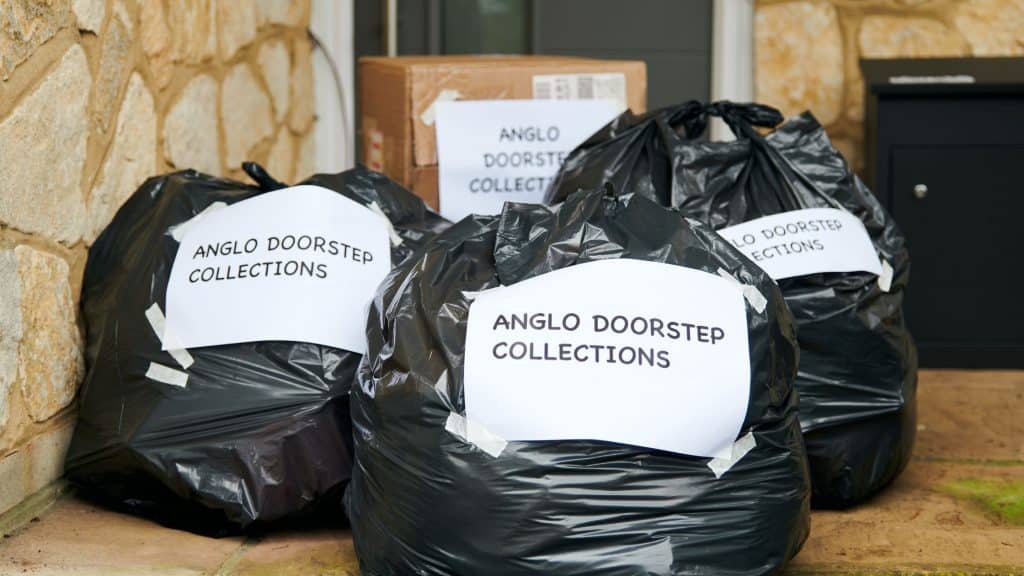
[64,164,448,534]
[346,188,810,575]
[548,101,917,508]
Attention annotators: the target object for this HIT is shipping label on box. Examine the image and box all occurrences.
[434,99,620,222]
[532,72,628,112]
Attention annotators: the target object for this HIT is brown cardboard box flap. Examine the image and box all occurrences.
[360,55,647,169]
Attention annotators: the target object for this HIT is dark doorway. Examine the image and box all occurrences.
[355,0,712,109]
[863,58,1024,368]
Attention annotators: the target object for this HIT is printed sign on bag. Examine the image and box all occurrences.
[463,259,750,458]
[434,99,621,222]
[164,185,391,354]
[718,208,881,280]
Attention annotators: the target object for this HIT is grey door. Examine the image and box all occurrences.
[356,0,712,108]
[530,0,711,109]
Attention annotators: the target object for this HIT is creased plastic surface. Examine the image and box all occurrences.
[346,189,810,575]
[548,101,917,508]
[64,165,448,534]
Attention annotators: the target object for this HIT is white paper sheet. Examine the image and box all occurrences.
[164,185,391,354]
[718,208,882,280]
[463,259,750,458]
[434,99,620,222]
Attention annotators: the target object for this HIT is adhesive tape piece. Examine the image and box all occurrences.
[716,268,768,313]
[144,303,194,369]
[419,89,461,126]
[367,201,404,247]
[168,201,227,242]
[877,260,893,293]
[707,431,757,479]
[445,412,507,458]
[146,362,189,388]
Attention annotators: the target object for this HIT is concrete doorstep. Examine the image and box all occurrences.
[0,370,1021,576]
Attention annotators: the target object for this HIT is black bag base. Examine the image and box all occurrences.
[805,397,918,509]
[70,481,349,538]
[65,164,449,534]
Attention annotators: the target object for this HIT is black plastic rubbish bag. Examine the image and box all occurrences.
[65,164,448,534]
[548,101,917,508]
[347,188,810,575]
[547,100,709,206]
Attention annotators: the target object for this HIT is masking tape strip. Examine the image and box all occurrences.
[445,412,507,458]
[367,201,403,246]
[707,431,756,479]
[168,201,228,242]
[877,260,893,293]
[419,89,461,126]
[716,269,768,314]
[145,303,194,369]
[145,362,189,388]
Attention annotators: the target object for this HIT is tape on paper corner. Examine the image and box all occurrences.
[419,89,461,126]
[716,268,768,313]
[168,202,227,242]
[707,431,757,479]
[145,362,189,388]
[445,412,507,458]
[877,260,893,293]
[144,303,195,369]
[367,201,404,246]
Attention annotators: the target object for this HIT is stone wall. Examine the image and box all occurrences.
[755,0,1024,171]
[0,0,315,517]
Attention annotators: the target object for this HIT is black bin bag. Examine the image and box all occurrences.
[548,101,918,508]
[347,188,811,575]
[65,164,448,534]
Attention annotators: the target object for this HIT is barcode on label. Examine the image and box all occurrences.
[532,73,627,112]
[578,75,595,99]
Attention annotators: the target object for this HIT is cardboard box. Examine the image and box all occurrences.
[359,55,647,208]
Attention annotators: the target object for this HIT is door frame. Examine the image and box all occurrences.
[710,0,754,140]
[311,0,356,173]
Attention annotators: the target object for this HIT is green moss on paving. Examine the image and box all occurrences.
[940,478,1024,525]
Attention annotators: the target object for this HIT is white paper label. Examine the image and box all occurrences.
[434,99,620,222]
[718,208,881,280]
[532,72,628,112]
[464,259,750,458]
[164,185,391,354]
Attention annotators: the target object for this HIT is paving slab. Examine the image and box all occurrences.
[226,529,359,576]
[915,370,1024,464]
[0,370,1020,575]
[0,498,243,575]
[786,461,1024,575]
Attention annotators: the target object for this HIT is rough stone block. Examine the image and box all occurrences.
[93,10,134,133]
[258,39,290,123]
[221,62,274,169]
[71,0,104,32]
[266,128,294,183]
[955,0,1024,56]
[217,0,258,60]
[859,16,966,59]
[168,0,217,64]
[14,246,83,423]
[288,35,314,133]
[88,73,157,242]
[0,251,20,438]
[163,73,220,175]
[0,0,73,79]
[755,2,843,125]
[0,44,90,244]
